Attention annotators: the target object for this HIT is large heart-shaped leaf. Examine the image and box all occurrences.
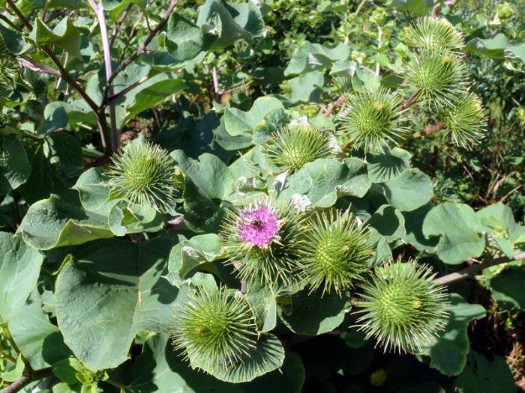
[0,232,43,323]
[419,294,486,376]
[55,237,178,370]
[423,203,487,265]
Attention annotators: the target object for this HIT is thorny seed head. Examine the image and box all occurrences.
[407,50,467,108]
[299,210,373,295]
[264,125,333,172]
[356,261,449,353]
[338,88,406,152]
[439,91,486,149]
[107,139,180,214]
[172,287,258,372]
[405,17,464,52]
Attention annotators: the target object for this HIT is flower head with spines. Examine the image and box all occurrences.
[264,125,333,173]
[107,138,180,214]
[356,261,449,353]
[338,88,406,153]
[405,16,464,52]
[172,287,258,372]
[406,50,468,108]
[299,210,373,295]
[439,91,486,149]
[221,198,306,288]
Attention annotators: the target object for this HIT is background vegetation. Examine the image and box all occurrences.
[0,0,523,392]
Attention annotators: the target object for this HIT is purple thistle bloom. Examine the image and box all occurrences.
[239,206,280,248]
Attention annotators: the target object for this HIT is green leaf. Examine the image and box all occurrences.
[0,354,24,382]
[0,24,30,55]
[381,169,433,212]
[367,205,406,242]
[224,97,284,136]
[0,134,31,195]
[47,133,83,177]
[288,71,324,103]
[279,290,348,335]
[456,351,516,393]
[351,67,381,92]
[102,0,147,19]
[465,33,525,63]
[241,351,305,393]
[403,203,439,252]
[196,0,264,50]
[191,334,285,383]
[131,334,240,393]
[30,18,83,59]
[476,203,520,258]
[280,158,371,208]
[73,168,111,212]
[55,237,178,371]
[419,293,486,376]
[386,0,435,16]
[367,148,411,183]
[246,283,277,333]
[8,291,71,370]
[172,151,234,232]
[0,232,43,323]
[284,42,350,76]
[166,234,222,286]
[488,266,525,310]
[18,143,76,204]
[18,194,114,250]
[119,73,186,122]
[422,202,486,265]
[166,15,204,62]
[39,101,98,134]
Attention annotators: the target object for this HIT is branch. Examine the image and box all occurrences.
[16,57,61,76]
[412,121,445,138]
[323,96,346,117]
[435,251,525,286]
[0,14,22,32]
[105,0,178,90]
[401,90,420,110]
[104,76,148,106]
[2,368,53,393]
[6,0,112,154]
[109,4,132,49]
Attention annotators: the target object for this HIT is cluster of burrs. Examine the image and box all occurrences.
[337,16,486,151]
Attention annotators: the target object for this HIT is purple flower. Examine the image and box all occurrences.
[239,206,280,248]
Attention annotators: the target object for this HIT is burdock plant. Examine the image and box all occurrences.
[405,17,464,52]
[264,125,332,172]
[439,92,486,148]
[406,50,467,108]
[172,288,258,372]
[221,198,305,288]
[300,210,373,295]
[338,88,406,152]
[356,261,449,353]
[107,138,180,214]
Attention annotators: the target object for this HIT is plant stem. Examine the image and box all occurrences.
[88,0,120,151]
[401,90,420,110]
[2,367,53,393]
[435,251,525,286]
[324,96,346,117]
[0,14,22,32]
[109,4,132,49]
[412,121,445,138]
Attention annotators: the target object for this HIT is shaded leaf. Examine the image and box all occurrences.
[55,237,177,371]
